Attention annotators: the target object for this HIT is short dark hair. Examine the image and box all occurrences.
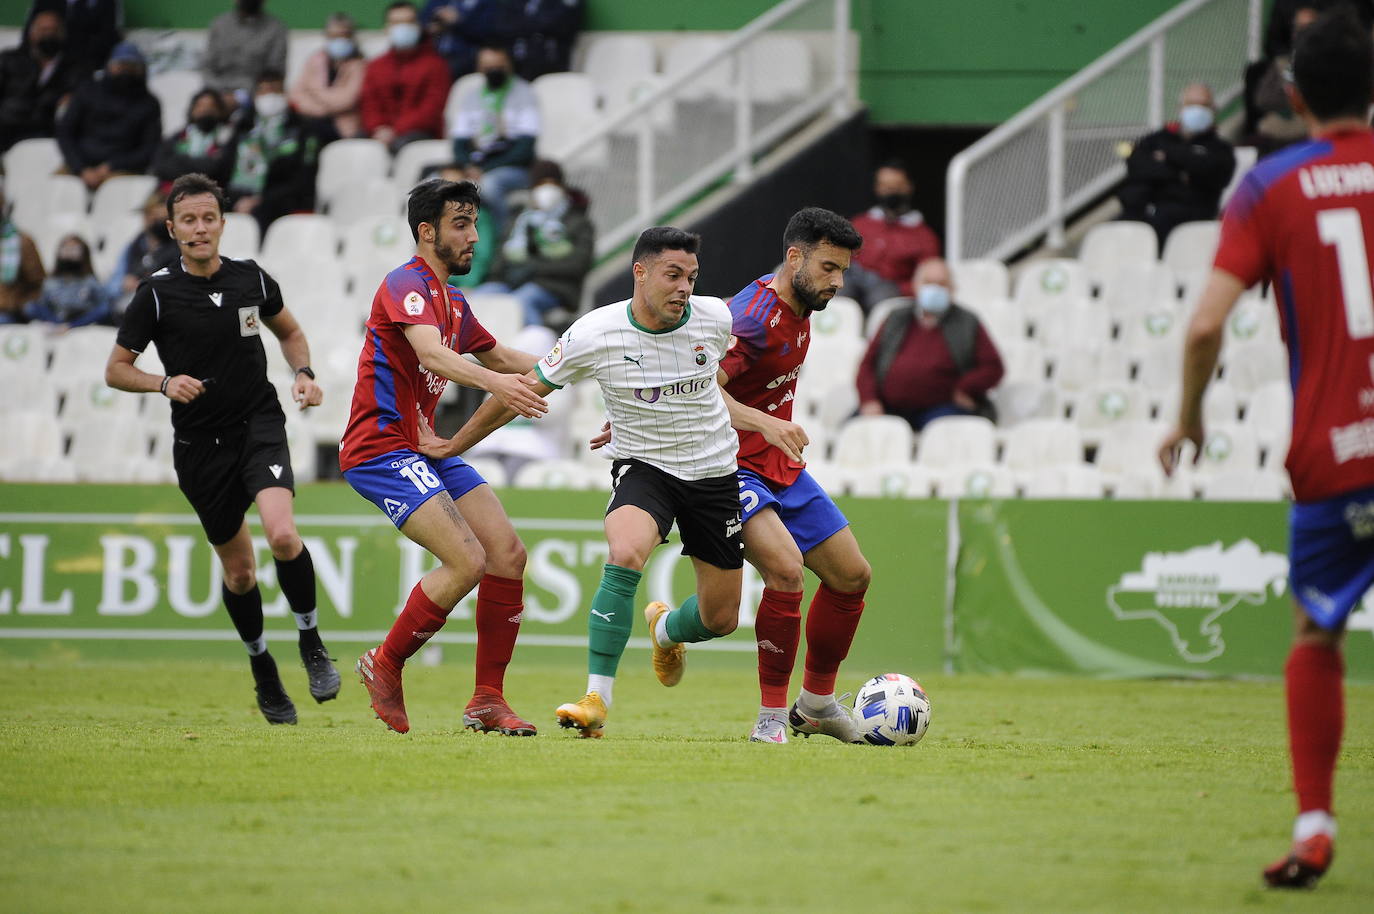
[407,178,482,241]
[385,1,417,17]
[632,226,700,265]
[256,69,286,88]
[1293,7,1374,121]
[478,43,512,58]
[529,159,564,187]
[876,159,911,178]
[186,88,224,120]
[166,173,229,221]
[783,207,862,253]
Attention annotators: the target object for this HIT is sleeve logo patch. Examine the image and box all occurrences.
[543,339,564,367]
[403,290,426,317]
[238,305,260,337]
[726,334,737,350]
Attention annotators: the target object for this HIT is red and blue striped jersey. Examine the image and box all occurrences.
[719,274,810,486]
[1214,127,1374,502]
[339,256,495,471]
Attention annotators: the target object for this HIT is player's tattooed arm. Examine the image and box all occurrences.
[419,370,557,459]
[715,369,808,464]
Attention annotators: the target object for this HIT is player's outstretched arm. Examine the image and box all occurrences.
[1159,268,1246,475]
[419,370,557,459]
[263,308,323,410]
[715,369,808,464]
[403,323,548,418]
[471,341,542,377]
[105,343,205,403]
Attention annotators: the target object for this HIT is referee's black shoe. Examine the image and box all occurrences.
[300,644,341,703]
[250,653,298,725]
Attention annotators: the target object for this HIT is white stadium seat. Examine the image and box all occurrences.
[1001,419,1084,472]
[810,295,863,342]
[2,137,61,193]
[831,415,913,468]
[949,258,1010,309]
[1031,299,1112,349]
[1220,146,1259,209]
[316,139,391,209]
[260,213,340,262]
[391,139,453,192]
[90,175,157,226]
[1161,221,1221,277]
[847,462,937,498]
[1012,258,1090,312]
[11,174,88,235]
[512,458,596,490]
[988,380,1057,428]
[864,296,907,339]
[220,212,262,260]
[744,35,812,102]
[67,414,151,482]
[1244,380,1292,454]
[934,463,1016,498]
[62,378,142,424]
[664,37,735,101]
[533,72,605,166]
[1199,469,1287,502]
[1020,464,1105,498]
[0,325,51,379]
[47,326,117,395]
[464,292,524,345]
[1072,381,1149,440]
[148,69,204,135]
[580,34,657,111]
[1190,423,1262,480]
[1097,262,1178,319]
[1078,221,1158,286]
[444,73,486,137]
[1221,335,1288,394]
[915,415,996,468]
[326,176,401,227]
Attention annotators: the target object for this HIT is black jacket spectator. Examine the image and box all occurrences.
[24,0,122,78]
[422,0,582,80]
[0,14,85,152]
[224,98,320,233]
[1117,123,1235,246]
[56,64,161,177]
[152,90,235,191]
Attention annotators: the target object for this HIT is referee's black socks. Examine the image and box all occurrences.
[276,545,324,652]
[222,583,276,677]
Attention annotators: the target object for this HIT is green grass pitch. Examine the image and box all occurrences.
[2,642,1371,913]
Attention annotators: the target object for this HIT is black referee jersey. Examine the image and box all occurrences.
[116,257,287,433]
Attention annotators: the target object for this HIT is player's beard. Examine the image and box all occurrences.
[792,267,836,312]
[434,236,473,276]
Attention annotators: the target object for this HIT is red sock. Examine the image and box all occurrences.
[755,589,803,707]
[802,583,865,695]
[1286,641,1344,814]
[474,574,523,693]
[381,581,450,668]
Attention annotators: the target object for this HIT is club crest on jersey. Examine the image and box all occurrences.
[238,305,260,336]
[726,334,738,350]
[693,344,707,365]
[769,309,781,328]
[403,290,426,316]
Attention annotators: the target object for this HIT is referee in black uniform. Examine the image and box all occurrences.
[105,173,340,724]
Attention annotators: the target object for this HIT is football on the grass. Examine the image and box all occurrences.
[853,673,931,746]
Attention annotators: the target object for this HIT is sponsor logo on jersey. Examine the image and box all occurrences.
[238,305,260,336]
[769,309,781,328]
[544,339,564,367]
[632,376,714,403]
[209,292,223,307]
[765,389,795,412]
[693,344,707,366]
[1298,162,1374,199]
[268,464,282,479]
[797,331,808,347]
[766,365,802,389]
[403,290,426,316]
[1332,418,1374,464]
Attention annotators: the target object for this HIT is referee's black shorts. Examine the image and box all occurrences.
[172,412,295,546]
[605,459,743,570]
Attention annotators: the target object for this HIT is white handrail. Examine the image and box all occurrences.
[946,0,1260,261]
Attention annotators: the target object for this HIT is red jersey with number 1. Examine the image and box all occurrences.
[339,256,495,472]
[1214,127,1374,502]
[719,275,809,486]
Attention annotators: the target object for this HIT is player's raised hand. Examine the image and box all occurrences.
[291,374,323,411]
[589,420,611,450]
[761,417,809,465]
[163,375,206,404]
[488,372,549,418]
[416,412,454,459]
[1158,422,1204,477]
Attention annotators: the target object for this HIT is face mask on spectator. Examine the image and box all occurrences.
[238,0,264,14]
[388,23,421,50]
[254,93,288,119]
[34,35,63,57]
[55,246,84,274]
[530,184,566,211]
[917,283,951,315]
[192,114,220,133]
[483,68,510,90]
[326,37,355,60]
[1179,104,1214,135]
[878,192,910,214]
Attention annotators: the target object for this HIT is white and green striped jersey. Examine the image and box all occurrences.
[535,296,736,481]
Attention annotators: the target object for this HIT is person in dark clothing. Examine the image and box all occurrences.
[1117,82,1236,247]
[857,257,1004,431]
[107,190,178,310]
[23,0,122,78]
[26,233,113,328]
[422,0,583,81]
[0,10,86,153]
[152,89,235,193]
[55,40,161,190]
[104,172,340,725]
[478,158,594,328]
[225,71,319,234]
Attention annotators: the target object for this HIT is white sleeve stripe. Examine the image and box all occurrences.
[259,269,267,299]
[152,288,161,321]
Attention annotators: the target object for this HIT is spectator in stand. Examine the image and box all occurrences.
[225,71,320,234]
[55,41,161,191]
[0,10,85,153]
[107,191,177,309]
[451,43,539,235]
[23,0,122,78]
[423,0,583,81]
[478,159,593,329]
[0,183,45,324]
[857,257,1003,431]
[848,161,941,307]
[360,2,452,154]
[152,89,235,193]
[1117,82,1236,247]
[203,0,288,108]
[288,12,366,144]
[1244,4,1321,155]
[25,234,112,328]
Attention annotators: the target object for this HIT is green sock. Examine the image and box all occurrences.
[587,564,640,676]
[664,595,722,644]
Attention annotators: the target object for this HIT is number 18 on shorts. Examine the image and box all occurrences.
[343,449,488,529]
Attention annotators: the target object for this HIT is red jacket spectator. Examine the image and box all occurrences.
[850,207,941,297]
[359,40,450,142]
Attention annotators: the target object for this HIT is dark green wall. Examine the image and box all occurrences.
[1,0,1229,124]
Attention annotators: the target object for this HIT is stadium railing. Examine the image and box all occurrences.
[945,0,1261,262]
